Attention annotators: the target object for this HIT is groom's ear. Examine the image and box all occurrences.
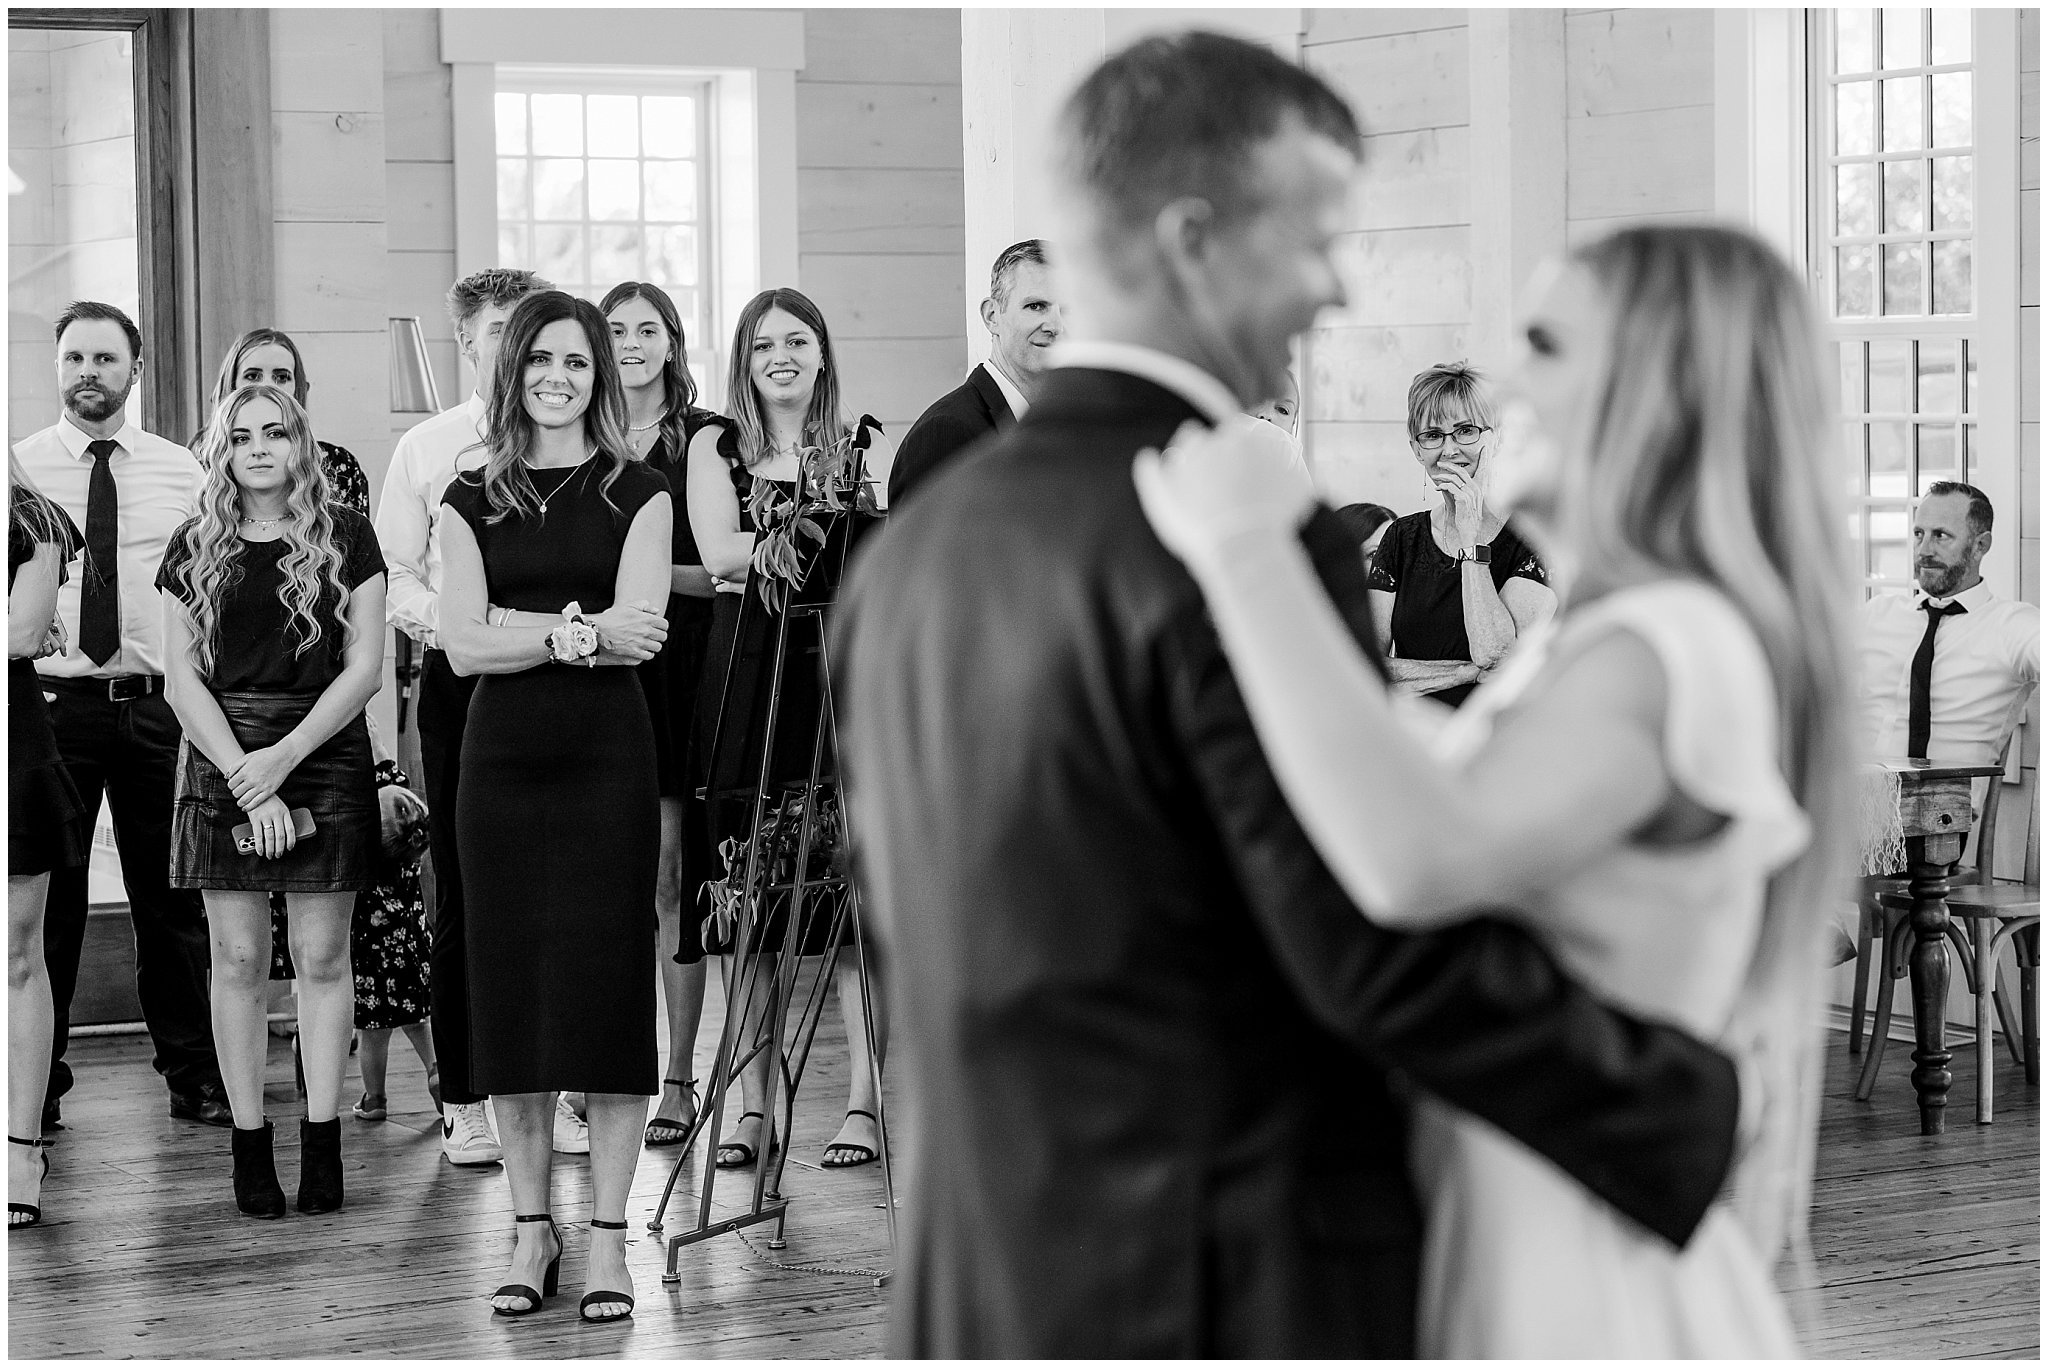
[1154,197,1218,273]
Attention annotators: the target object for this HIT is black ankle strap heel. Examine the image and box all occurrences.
[579,1219,635,1323]
[491,1213,561,1317]
[8,1135,47,1230]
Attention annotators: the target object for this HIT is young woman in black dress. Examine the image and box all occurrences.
[686,288,894,1173]
[601,281,716,1150]
[200,327,439,1120]
[9,459,83,1229]
[437,291,670,1322]
[159,386,387,1218]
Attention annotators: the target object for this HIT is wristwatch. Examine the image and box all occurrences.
[1459,544,1493,567]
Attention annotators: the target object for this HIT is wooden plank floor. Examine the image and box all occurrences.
[8,1000,2037,1357]
[8,969,896,1360]
[1804,1024,2040,1359]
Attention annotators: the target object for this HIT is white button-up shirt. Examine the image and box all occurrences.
[375,393,490,648]
[14,412,200,678]
[1857,579,2040,765]
[984,359,1031,422]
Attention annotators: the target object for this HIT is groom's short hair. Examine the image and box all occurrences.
[1056,30,1363,235]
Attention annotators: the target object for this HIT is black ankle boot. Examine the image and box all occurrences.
[231,1122,287,1219]
[297,1117,343,1214]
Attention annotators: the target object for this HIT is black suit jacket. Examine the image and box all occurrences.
[834,367,1740,1359]
[885,362,1012,508]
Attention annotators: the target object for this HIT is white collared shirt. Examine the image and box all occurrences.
[15,412,200,678]
[982,359,1031,422]
[375,392,490,648]
[1857,579,2040,765]
[1048,340,1240,427]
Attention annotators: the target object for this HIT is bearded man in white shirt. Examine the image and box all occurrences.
[1856,481,2040,770]
[375,267,599,1164]
[15,300,229,1131]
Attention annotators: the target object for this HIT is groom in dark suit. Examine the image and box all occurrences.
[835,31,1742,1358]
[885,239,1061,508]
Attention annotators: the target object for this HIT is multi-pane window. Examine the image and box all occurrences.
[493,75,714,388]
[1818,8,1979,595]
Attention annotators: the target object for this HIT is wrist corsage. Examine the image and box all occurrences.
[547,602,600,666]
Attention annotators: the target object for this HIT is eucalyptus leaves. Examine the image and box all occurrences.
[744,426,881,616]
[702,787,848,949]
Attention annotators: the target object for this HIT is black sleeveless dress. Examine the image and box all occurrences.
[443,458,668,1096]
[690,416,881,958]
[641,413,721,962]
[8,488,87,875]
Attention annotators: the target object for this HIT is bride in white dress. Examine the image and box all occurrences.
[1135,223,1855,1357]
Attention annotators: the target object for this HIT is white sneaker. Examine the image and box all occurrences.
[441,1100,504,1165]
[552,1093,590,1154]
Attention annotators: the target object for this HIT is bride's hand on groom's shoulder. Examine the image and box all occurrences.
[1133,415,1317,574]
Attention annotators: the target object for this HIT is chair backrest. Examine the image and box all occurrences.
[1972,682,2036,884]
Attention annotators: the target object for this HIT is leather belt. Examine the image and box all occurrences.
[46,673,164,703]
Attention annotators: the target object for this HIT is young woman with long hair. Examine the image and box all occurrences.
[159,385,388,1219]
[199,329,373,514]
[1135,222,1854,1354]
[200,326,439,1123]
[685,288,894,1175]
[600,281,717,1150]
[437,290,671,1321]
[8,458,83,1229]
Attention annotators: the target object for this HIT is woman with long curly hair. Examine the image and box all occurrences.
[199,326,439,1125]
[685,288,893,1174]
[159,385,387,1219]
[437,289,671,1321]
[1137,222,1853,1354]
[9,457,83,1229]
[601,281,718,1150]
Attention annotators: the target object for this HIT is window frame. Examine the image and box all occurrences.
[492,65,719,398]
[8,8,195,441]
[1806,7,2021,603]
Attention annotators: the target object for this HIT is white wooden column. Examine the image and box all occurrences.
[960,10,1106,352]
[1466,9,1567,369]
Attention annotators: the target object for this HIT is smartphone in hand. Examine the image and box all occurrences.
[232,807,317,855]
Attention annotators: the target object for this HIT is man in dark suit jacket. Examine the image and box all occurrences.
[834,32,1741,1358]
[885,239,1061,508]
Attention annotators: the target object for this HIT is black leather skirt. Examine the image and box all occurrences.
[170,689,376,893]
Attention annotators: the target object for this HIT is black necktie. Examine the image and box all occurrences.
[1907,598,1968,759]
[80,438,120,667]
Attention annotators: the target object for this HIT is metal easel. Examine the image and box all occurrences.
[649,496,896,1285]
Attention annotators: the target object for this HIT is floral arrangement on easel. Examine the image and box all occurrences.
[744,426,881,616]
[702,787,849,948]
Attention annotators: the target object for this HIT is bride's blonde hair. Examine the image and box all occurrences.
[1561,224,1855,1284]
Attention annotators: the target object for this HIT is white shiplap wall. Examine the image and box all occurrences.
[794,9,966,432]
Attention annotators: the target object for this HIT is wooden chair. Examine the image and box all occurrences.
[1852,729,2039,1121]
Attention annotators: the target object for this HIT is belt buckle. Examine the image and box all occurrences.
[107,675,153,703]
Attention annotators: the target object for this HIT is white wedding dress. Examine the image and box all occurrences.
[1407,580,1807,1358]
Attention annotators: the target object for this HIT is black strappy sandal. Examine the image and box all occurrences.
[490,1213,562,1317]
[714,1111,775,1169]
[578,1218,636,1323]
[8,1136,47,1229]
[821,1108,881,1168]
[643,1078,698,1148]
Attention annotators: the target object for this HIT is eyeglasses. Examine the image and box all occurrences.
[1411,423,1491,451]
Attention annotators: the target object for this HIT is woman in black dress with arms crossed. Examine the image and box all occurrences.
[437,291,670,1322]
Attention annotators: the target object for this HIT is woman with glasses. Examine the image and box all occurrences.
[1364,363,1554,708]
